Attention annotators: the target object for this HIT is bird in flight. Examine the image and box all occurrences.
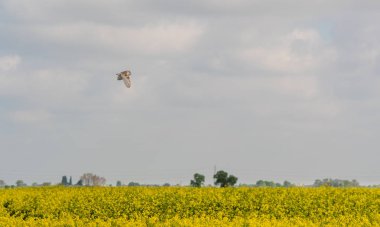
[116,70,131,88]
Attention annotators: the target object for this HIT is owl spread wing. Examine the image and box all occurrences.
[121,74,131,88]
[116,70,132,88]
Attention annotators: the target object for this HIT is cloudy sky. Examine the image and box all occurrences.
[1,0,380,186]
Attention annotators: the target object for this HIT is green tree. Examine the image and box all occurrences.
[313,178,359,187]
[227,175,238,186]
[76,179,83,186]
[256,180,266,187]
[16,180,26,187]
[256,180,282,187]
[128,182,140,186]
[313,179,323,187]
[61,176,68,186]
[190,173,205,187]
[213,170,238,187]
[283,180,294,187]
[116,181,122,186]
[352,179,359,187]
[0,179,5,187]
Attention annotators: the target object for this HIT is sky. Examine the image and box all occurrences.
[1,0,380,186]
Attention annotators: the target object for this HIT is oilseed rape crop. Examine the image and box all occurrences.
[0,187,380,226]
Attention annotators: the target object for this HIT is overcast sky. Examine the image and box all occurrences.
[1,0,380,186]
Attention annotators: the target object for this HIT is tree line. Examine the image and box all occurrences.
[0,171,368,188]
[0,173,106,188]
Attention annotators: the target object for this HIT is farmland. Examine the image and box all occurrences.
[0,187,379,226]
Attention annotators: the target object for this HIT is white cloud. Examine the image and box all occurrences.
[9,109,52,124]
[0,55,21,71]
[0,67,90,109]
[259,76,319,98]
[357,42,380,70]
[239,29,337,73]
[27,22,204,55]
[0,55,22,95]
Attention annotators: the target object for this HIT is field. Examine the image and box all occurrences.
[0,187,380,226]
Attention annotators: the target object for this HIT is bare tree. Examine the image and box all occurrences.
[80,173,106,186]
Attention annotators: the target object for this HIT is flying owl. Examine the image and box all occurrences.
[116,70,132,88]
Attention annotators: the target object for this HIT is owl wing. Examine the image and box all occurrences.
[121,74,131,88]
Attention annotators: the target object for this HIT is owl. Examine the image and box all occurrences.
[116,70,131,88]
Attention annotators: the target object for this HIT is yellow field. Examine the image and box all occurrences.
[0,187,379,226]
